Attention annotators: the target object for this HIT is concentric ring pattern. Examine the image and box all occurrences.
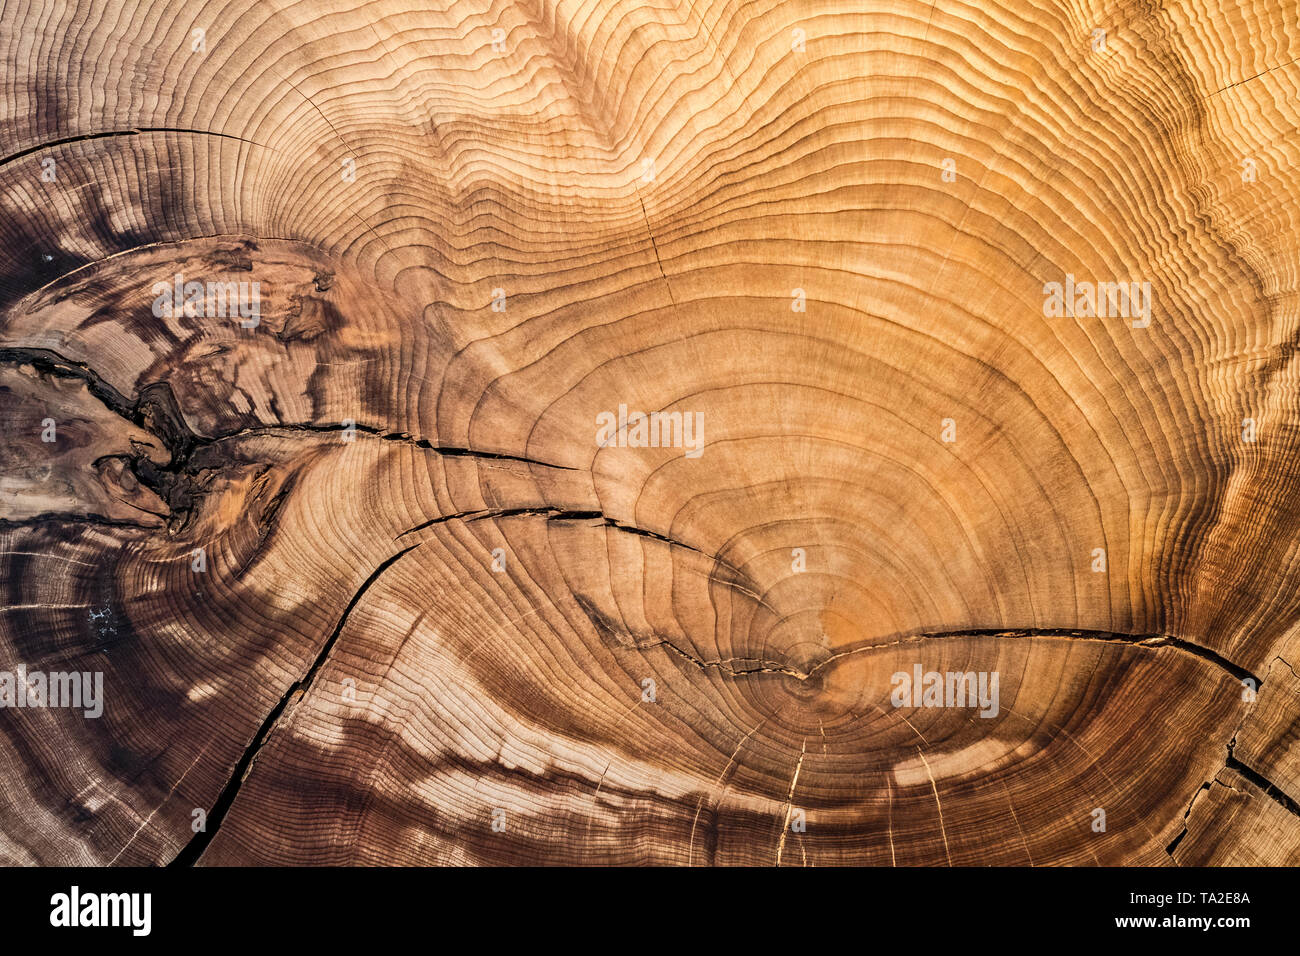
[1,0,1299,865]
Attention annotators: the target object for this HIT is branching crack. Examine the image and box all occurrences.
[1224,755,1300,818]
[1167,758,1300,859]
[1166,664,1300,859]
[653,636,806,678]
[0,347,577,531]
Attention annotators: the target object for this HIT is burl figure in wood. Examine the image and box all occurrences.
[1,0,1298,866]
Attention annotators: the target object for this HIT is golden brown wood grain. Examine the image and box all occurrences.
[1,0,1298,865]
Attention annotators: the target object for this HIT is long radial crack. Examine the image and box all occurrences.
[4,352,1278,863]
[0,127,269,170]
[774,738,806,867]
[0,349,577,475]
[397,507,766,606]
[633,627,1262,685]
[168,543,421,866]
[1165,781,1213,855]
[808,627,1259,685]
[0,347,577,529]
[195,421,577,472]
[400,506,717,560]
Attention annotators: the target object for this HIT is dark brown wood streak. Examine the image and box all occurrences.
[1,0,1299,866]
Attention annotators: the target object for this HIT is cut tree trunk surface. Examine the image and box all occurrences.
[0,0,1298,866]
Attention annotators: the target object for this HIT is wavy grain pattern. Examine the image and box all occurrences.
[1,0,1299,866]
